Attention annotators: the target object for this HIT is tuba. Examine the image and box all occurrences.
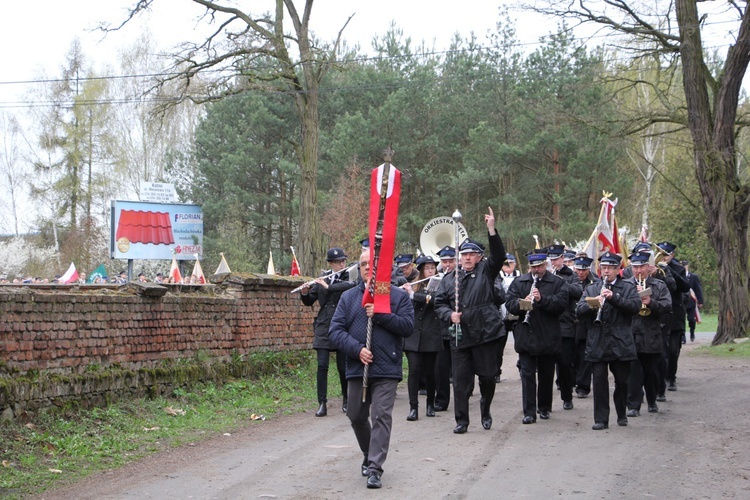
[420,216,468,260]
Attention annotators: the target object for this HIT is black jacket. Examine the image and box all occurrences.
[435,232,506,349]
[506,271,569,356]
[300,269,356,349]
[404,288,447,352]
[577,277,641,362]
[631,277,672,354]
[664,260,692,330]
[329,281,414,380]
[574,273,600,342]
[553,265,582,339]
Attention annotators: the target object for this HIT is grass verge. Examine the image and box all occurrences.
[0,350,332,498]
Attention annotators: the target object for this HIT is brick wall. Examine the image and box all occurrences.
[0,274,316,375]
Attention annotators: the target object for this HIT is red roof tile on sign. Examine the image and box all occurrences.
[116,210,175,245]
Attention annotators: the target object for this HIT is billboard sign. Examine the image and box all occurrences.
[140,182,177,203]
[110,200,203,260]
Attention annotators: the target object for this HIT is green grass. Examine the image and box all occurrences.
[0,351,331,498]
[695,313,718,334]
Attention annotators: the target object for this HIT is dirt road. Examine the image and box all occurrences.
[41,333,750,499]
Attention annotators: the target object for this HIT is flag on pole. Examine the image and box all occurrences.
[639,224,649,242]
[290,246,301,276]
[267,251,276,275]
[170,253,182,283]
[87,263,107,283]
[60,262,79,284]
[191,254,206,284]
[214,252,231,274]
[582,192,621,260]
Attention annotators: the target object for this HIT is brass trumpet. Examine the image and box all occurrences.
[637,277,652,316]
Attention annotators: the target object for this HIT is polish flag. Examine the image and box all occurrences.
[60,262,79,284]
[191,254,206,284]
[170,254,182,283]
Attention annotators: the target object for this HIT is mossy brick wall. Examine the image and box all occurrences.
[0,276,320,416]
[0,278,316,375]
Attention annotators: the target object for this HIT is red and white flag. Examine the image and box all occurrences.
[582,193,621,261]
[60,262,79,284]
[290,246,301,276]
[170,254,182,283]
[191,254,206,284]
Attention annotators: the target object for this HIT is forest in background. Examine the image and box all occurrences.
[1,9,746,314]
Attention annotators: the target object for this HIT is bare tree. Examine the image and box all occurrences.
[111,0,352,274]
[0,112,26,236]
[529,0,750,344]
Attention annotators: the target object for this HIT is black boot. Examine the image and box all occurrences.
[426,404,435,417]
[407,408,418,421]
[315,402,327,417]
[342,397,348,413]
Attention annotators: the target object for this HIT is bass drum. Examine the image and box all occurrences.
[419,216,468,260]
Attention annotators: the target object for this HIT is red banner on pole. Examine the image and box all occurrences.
[362,163,401,314]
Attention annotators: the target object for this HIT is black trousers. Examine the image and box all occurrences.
[658,330,669,395]
[592,360,631,424]
[628,353,661,410]
[575,339,592,394]
[667,329,684,383]
[316,348,347,404]
[452,340,500,427]
[405,350,438,409]
[519,353,556,418]
[556,337,576,402]
[496,333,510,378]
[434,339,452,408]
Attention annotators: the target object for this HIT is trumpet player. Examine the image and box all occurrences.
[626,251,672,417]
[576,252,641,430]
[573,255,599,398]
[506,249,568,425]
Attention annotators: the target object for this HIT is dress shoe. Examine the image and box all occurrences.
[648,404,659,413]
[576,389,589,399]
[656,393,667,402]
[361,459,369,477]
[592,422,608,430]
[681,334,686,344]
[434,404,448,412]
[617,418,628,427]
[522,415,536,424]
[406,409,418,421]
[426,404,436,417]
[563,400,573,410]
[366,472,382,489]
[342,397,348,414]
[668,381,677,391]
[539,410,550,420]
[315,402,327,417]
[453,424,468,434]
[482,415,493,430]
[627,408,639,417]
[690,333,695,342]
[494,375,502,383]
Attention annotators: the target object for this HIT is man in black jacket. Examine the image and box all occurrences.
[435,207,506,434]
[655,242,692,391]
[329,249,414,489]
[300,247,356,416]
[682,260,704,342]
[547,244,582,411]
[573,255,599,398]
[576,252,641,430]
[506,249,569,424]
[626,251,672,416]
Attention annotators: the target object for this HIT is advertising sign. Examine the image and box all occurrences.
[110,200,203,260]
[140,182,177,203]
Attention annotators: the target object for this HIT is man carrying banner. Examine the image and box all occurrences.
[435,207,506,434]
[329,152,413,489]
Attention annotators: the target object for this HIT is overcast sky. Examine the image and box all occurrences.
[0,0,555,106]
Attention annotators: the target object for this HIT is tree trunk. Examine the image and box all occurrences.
[676,0,750,343]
